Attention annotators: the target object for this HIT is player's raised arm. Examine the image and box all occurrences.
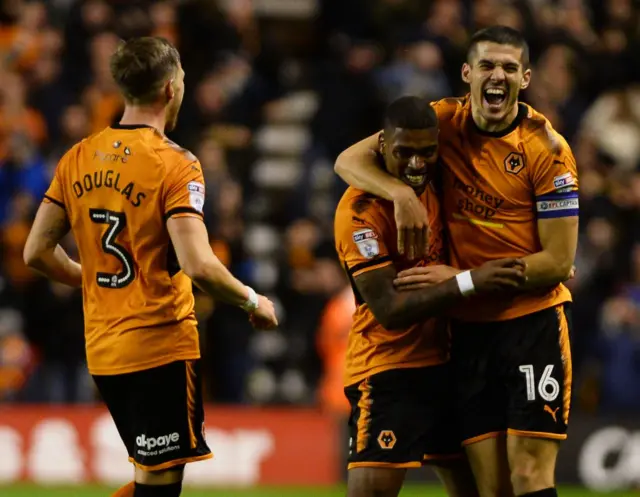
[23,159,82,288]
[521,135,579,287]
[164,160,278,329]
[335,133,430,259]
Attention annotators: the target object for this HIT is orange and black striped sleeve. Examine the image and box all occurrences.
[163,158,206,221]
[335,198,392,279]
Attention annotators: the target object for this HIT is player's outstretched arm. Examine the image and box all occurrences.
[167,216,278,328]
[23,201,82,288]
[521,217,577,288]
[335,133,429,258]
[353,259,526,330]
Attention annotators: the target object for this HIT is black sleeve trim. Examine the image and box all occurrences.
[347,256,392,276]
[44,195,65,209]
[164,207,204,221]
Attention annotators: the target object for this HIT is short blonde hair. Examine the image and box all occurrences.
[110,36,181,105]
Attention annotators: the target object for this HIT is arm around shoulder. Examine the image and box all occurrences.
[334,132,411,202]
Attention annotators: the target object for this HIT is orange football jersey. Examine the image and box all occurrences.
[335,183,448,387]
[44,124,205,375]
[433,96,578,322]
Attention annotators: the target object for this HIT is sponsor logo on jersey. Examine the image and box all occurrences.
[188,181,205,212]
[553,172,576,190]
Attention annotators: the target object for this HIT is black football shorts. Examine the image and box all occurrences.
[93,359,212,470]
[451,303,572,446]
[344,365,463,469]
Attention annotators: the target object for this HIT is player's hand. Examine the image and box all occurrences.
[393,265,461,291]
[249,295,278,329]
[393,189,429,260]
[470,258,527,293]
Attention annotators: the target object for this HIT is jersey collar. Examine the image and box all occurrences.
[111,123,156,130]
[470,103,528,138]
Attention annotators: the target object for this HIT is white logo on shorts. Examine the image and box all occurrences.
[135,432,180,456]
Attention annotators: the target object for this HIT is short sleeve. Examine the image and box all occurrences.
[335,200,392,279]
[164,160,206,221]
[43,157,67,209]
[532,134,579,219]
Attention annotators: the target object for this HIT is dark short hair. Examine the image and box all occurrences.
[110,36,181,105]
[384,96,438,133]
[467,25,530,68]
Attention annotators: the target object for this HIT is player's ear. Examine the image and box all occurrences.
[461,63,471,84]
[165,79,175,102]
[378,131,386,155]
[520,68,532,90]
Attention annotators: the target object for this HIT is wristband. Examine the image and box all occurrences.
[455,270,476,297]
[241,286,259,312]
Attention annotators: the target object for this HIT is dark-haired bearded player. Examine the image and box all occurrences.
[334,26,578,497]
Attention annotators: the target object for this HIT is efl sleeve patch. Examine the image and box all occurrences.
[187,181,205,213]
[536,191,579,218]
[353,228,380,259]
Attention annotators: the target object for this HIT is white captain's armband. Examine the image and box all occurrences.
[536,191,579,219]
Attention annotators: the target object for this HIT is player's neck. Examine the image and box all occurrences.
[119,106,166,134]
[471,101,520,134]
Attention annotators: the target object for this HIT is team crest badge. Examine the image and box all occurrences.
[377,430,397,450]
[504,152,525,175]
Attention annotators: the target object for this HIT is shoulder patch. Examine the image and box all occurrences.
[187,181,205,212]
[353,228,379,259]
[553,172,576,190]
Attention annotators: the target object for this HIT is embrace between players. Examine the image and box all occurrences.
[21,23,577,497]
[334,26,578,497]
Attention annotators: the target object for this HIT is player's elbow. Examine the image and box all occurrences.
[369,304,402,330]
[334,154,348,178]
[548,250,574,282]
[181,256,223,285]
[555,257,574,281]
[181,259,210,282]
[23,240,43,268]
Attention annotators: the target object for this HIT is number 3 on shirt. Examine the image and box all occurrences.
[89,209,135,288]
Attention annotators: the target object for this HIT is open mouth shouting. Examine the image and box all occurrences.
[483,86,508,112]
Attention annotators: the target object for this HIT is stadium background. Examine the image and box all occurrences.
[0,0,639,495]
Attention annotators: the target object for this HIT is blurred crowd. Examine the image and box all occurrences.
[0,0,639,414]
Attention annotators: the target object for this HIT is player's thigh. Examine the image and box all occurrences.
[506,434,559,491]
[347,467,406,497]
[450,321,508,446]
[505,304,572,444]
[464,434,514,497]
[432,457,479,497]
[345,368,431,473]
[134,464,184,485]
